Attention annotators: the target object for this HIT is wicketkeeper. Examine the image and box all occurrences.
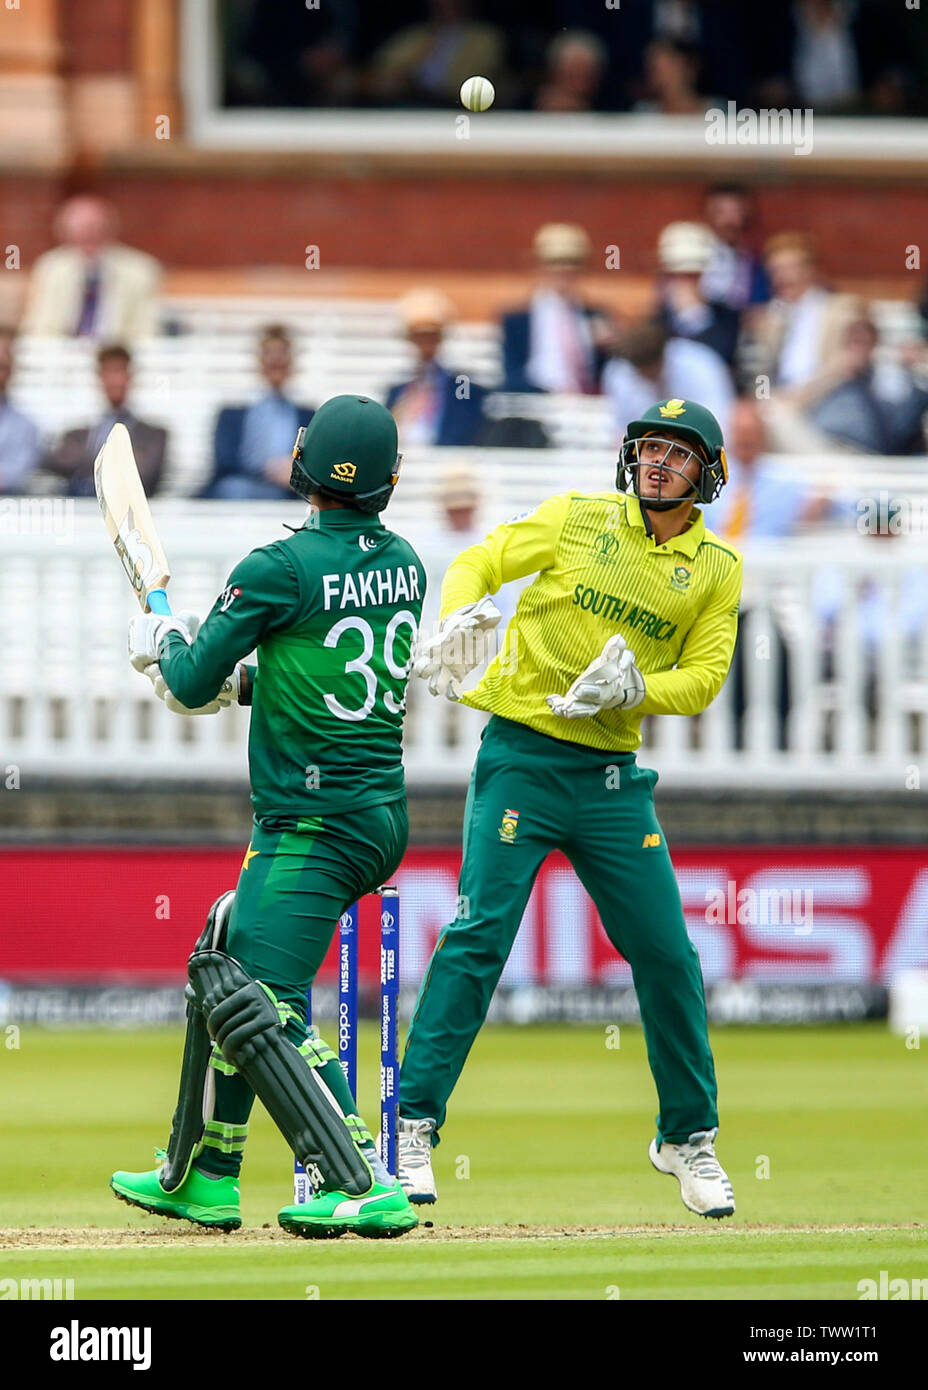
[110,395,425,1238]
[397,398,742,1219]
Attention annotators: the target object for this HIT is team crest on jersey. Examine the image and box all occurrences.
[219,585,242,612]
[659,398,687,419]
[669,565,691,592]
[499,808,520,844]
[592,531,620,565]
[358,534,379,551]
[332,461,357,481]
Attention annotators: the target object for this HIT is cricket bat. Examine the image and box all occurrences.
[93,423,172,616]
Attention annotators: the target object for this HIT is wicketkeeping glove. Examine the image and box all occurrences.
[413,597,502,701]
[545,633,646,720]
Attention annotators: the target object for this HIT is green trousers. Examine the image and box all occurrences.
[197,799,407,1178]
[400,716,718,1147]
[226,800,408,1019]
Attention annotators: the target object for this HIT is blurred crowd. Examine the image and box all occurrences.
[3,186,927,733]
[221,0,928,118]
[4,191,927,554]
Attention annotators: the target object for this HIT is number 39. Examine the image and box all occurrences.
[323,611,418,722]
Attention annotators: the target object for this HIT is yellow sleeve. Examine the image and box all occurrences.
[439,494,570,619]
[638,556,743,716]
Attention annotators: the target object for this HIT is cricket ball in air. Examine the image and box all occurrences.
[460,76,495,112]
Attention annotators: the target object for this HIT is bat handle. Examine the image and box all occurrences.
[147,588,172,616]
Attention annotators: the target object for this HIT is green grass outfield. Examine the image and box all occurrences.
[1,1022,924,1300]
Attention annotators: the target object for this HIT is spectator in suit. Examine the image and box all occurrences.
[43,344,167,498]
[21,196,161,341]
[386,290,487,447]
[632,37,713,115]
[501,223,614,394]
[700,184,771,313]
[0,329,40,495]
[602,318,734,449]
[748,232,861,393]
[802,313,928,456]
[749,1,914,115]
[419,468,487,631]
[745,232,867,451]
[715,396,832,752]
[535,30,608,112]
[656,221,741,367]
[711,395,831,542]
[200,325,314,500]
[369,0,506,107]
[419,467,524,640]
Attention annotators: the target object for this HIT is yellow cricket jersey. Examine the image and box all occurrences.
[441,491,743,752]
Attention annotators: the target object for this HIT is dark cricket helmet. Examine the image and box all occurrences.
[290,394,402,514]
[617,397,729,511]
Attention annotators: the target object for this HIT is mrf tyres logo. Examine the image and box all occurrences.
[50,1320,151,1370]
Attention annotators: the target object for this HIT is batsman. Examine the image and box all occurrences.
[110,396,425,1238]
[399,398,742,1219]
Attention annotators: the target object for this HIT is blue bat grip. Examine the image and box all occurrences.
[147,589,171,616]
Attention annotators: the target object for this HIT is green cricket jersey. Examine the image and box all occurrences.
[158,510,426,820]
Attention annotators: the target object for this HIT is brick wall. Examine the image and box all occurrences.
[60,0,133,75]
[1,168,924,281]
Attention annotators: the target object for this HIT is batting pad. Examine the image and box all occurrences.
[159,890,234,1192]
[188,950,373,1198]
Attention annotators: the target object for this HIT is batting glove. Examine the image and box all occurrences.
[545,634,647,720]
[141,660,241,716]
[128,610,199,672]
[413,597,502,701]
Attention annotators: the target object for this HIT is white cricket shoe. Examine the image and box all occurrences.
[648,1127,735,1219]
[396,1117,438,1205]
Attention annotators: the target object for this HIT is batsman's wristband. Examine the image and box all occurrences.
[237,663,254,707]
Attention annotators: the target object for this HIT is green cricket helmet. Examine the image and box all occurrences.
[290,394,402,514]
[617,397,728,511]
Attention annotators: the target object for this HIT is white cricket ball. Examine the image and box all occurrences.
[460,76,495,112]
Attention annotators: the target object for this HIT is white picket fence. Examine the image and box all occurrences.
[1,487,926,789]
[10,305,923,496]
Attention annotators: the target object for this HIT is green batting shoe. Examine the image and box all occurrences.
[278,1180,418,1240]
[110,1152,241,1231]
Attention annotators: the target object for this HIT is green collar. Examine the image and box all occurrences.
[295,508,381,531]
